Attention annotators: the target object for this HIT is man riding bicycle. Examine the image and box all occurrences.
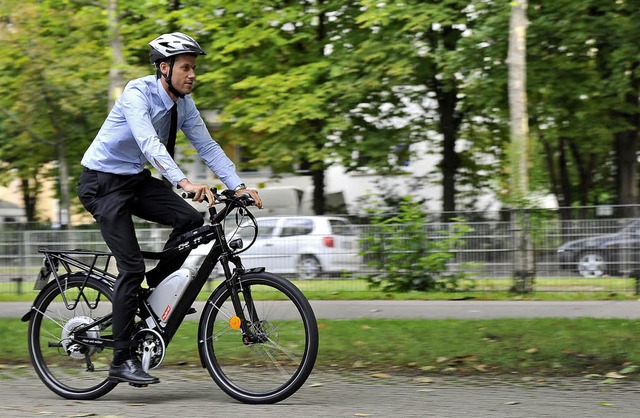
[77,32,262,386]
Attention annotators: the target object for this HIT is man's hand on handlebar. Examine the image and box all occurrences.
[179,178,262,208]
[237,188,263,209]
[178,179,216,207]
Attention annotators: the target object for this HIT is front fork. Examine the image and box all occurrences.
[221,257,262,344]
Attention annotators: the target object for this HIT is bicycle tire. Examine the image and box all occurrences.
[27,273,118,400]
[198,272,318,404]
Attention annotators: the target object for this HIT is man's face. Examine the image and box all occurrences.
[161,54,197,97]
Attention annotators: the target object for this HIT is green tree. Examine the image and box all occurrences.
[191,1,346,214]
[0,0,110,223]
[0,0,168,223]
[462,0,640,216]
[2,0,639,225]
[357,0,493,217]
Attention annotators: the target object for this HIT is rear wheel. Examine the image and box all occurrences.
[198,272,318,404]
[27,274,117,400]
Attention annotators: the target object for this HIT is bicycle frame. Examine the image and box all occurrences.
[23,190,261,351]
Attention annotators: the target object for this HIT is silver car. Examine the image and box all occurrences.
[185,216,362,279]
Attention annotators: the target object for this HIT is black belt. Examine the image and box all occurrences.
[82,167,149,178]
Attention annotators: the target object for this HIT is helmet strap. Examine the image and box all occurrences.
[163,56,185,99]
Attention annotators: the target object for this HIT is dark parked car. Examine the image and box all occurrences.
[557,220,640,278]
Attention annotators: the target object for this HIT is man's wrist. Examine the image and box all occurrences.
[177,178,189,189]
[234,183,247,191]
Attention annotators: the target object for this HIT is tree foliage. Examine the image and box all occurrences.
[191,0,418,214]
[0,0,110,221]
[460,0,640,213]
[0,0,638,223]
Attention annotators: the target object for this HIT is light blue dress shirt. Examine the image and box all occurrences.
[81,75,243,188]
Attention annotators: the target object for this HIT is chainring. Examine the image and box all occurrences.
[133,328,166,372]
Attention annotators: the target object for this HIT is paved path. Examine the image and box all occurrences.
[2,300,640,319]
[2,368,640,417]
[4,300,640,417]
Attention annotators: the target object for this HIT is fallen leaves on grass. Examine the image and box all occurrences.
[371,372,392,379]
[474,364,489,372]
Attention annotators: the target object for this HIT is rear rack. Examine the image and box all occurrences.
[38,248,117,284]
[30,248,118,312]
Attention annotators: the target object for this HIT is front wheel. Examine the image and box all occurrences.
[27,274,117,400]
[297,255,322,279]
[198,272,318,404]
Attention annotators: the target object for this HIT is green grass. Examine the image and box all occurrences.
[4,274,639,378]
[3,317,640,378]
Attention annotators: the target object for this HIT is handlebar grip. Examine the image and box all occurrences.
[182,189,255,207]
[181,192,209,203]
[239,192,255,206]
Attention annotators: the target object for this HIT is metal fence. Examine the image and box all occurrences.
[3,210,640,295]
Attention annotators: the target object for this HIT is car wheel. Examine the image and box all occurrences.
[577,252,606,278]
[297,255,322,280]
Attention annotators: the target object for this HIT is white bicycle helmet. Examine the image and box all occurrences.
[149,32,205,64]
[149,32,206,98]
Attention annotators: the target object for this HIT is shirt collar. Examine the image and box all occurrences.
[156,77,177,110]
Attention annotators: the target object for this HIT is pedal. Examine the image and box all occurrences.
[129,383,149,388]
[187,307,197,315]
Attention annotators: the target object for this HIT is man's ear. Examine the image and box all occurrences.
[159,61,169,77]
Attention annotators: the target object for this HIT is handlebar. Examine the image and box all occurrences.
[181,187,259,255]
[181,188,256,207]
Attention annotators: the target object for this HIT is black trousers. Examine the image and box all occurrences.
[77,169,203,351]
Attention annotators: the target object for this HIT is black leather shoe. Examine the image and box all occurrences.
[108,359,159,385]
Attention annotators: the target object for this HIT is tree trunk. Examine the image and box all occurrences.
[107,0,125,110]
[57,138,70,228]
[438,85,460,220]
[614,74,639,217]
[615,130,639,215]
[311,168,325,215]
[507,0,533,293]
[507,0,529,202]
[429,25,463,220]
[20,178,37,223]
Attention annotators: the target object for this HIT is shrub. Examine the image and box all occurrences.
[360,196,473,292]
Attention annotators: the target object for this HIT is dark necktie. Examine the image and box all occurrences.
[166,103,178,158]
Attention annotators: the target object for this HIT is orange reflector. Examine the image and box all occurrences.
[229,316,242,329]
